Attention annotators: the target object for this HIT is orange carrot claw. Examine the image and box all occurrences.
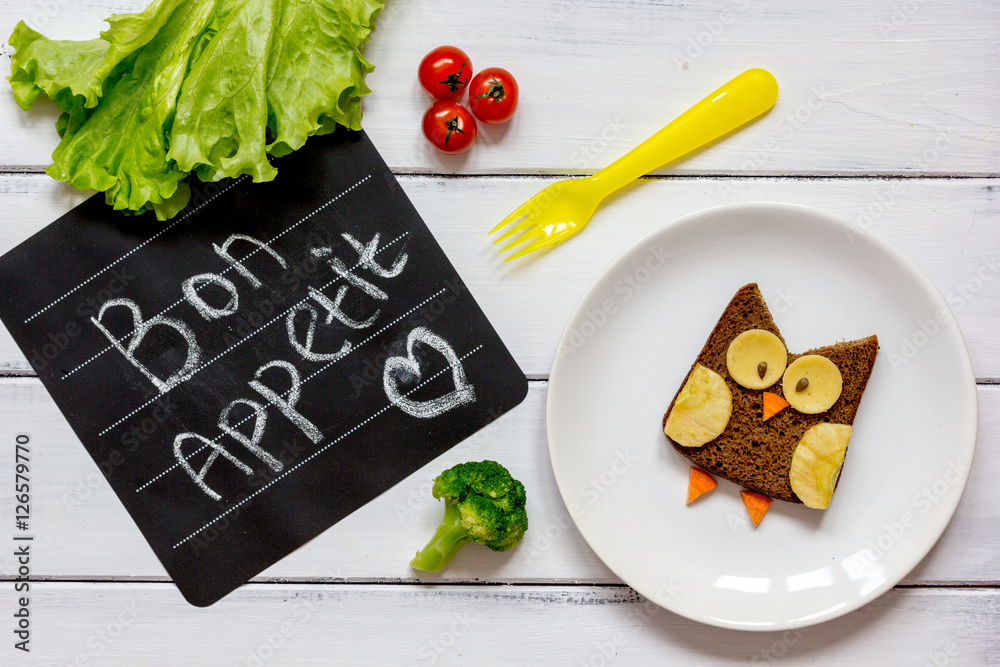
[740,490,773,526]
[687,467,718,504]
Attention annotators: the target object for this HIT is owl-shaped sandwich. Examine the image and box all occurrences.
[662,283,878,516]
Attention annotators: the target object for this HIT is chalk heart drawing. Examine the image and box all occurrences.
[384,327,476,419]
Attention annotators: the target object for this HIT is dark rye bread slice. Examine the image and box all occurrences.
[661,283,879,504]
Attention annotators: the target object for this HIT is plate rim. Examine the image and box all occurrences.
[545,201,979,631]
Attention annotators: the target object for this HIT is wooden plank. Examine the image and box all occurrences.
[1,378,996,585]
[1,583,997,665]
[0,174,997,378]
[0,0,997,174]
[0,0,992,659]
[0,379,614,582]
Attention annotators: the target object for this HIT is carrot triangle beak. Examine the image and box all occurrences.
[762,391,790,421]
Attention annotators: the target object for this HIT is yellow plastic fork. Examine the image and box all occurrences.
[489,68,779,261]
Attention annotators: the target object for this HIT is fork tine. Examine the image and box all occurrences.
[497,228,544,254]
[490,186,553,235]
[504,233,553,261]
[492,218,536,244]
[488,202,532,236]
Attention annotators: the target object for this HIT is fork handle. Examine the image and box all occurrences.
[589,68,778,197]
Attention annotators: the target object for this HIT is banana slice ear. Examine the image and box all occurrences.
[664,364,732,448]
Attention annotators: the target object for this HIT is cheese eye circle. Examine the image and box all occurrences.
[726,329,787,389]
[782,355,843,413]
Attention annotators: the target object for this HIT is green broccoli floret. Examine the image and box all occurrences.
[410,460,528,572]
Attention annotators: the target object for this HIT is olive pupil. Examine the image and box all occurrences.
[757,361,767,379]
[795,377,809,392]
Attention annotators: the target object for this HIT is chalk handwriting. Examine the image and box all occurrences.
[341,232,408,278]
[91,298,201,393]
[182,273,240,320]
[106,226,426,500]
[249,360,323,444]
[214,234,288,288]
[312,247,388,301]
[174,432,253,501]
[308,286,378,330]
[219,399,282,473]
[384,327,475,419]
[285,303,353,362]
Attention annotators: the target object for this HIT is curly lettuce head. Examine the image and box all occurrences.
[8,0,384,220]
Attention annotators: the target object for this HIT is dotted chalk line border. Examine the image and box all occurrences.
[24,177,248,324]
[98,229,409,437]
[63,175,372,379]
[170,344,483,549]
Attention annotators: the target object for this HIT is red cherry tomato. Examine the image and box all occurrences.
[468,67,519,124]
[418,46,473,101]
[422,100,477,154]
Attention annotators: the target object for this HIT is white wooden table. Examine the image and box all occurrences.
[1,1,998,664]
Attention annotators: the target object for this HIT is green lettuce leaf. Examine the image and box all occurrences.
[46,1,217,219]
[7,22,109,112]
[168,0,281,183]
[168,0,383,180]
[7,0,384,220]
[265,0,382,155]
[8,0,187,112]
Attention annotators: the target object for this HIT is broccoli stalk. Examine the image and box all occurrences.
[410,460,528,573]
[410,502,472,572]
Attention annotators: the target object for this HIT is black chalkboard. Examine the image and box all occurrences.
[0,130,527,606]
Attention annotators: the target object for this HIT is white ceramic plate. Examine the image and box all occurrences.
[546,202,978,631]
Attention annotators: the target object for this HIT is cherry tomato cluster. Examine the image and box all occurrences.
[418,46,519,154]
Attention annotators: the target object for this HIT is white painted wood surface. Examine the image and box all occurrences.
[0,0,996,663]
[1,380,998,586]
[0,0,998,175]
[0,174,997,377]
[7,585,1000,667]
